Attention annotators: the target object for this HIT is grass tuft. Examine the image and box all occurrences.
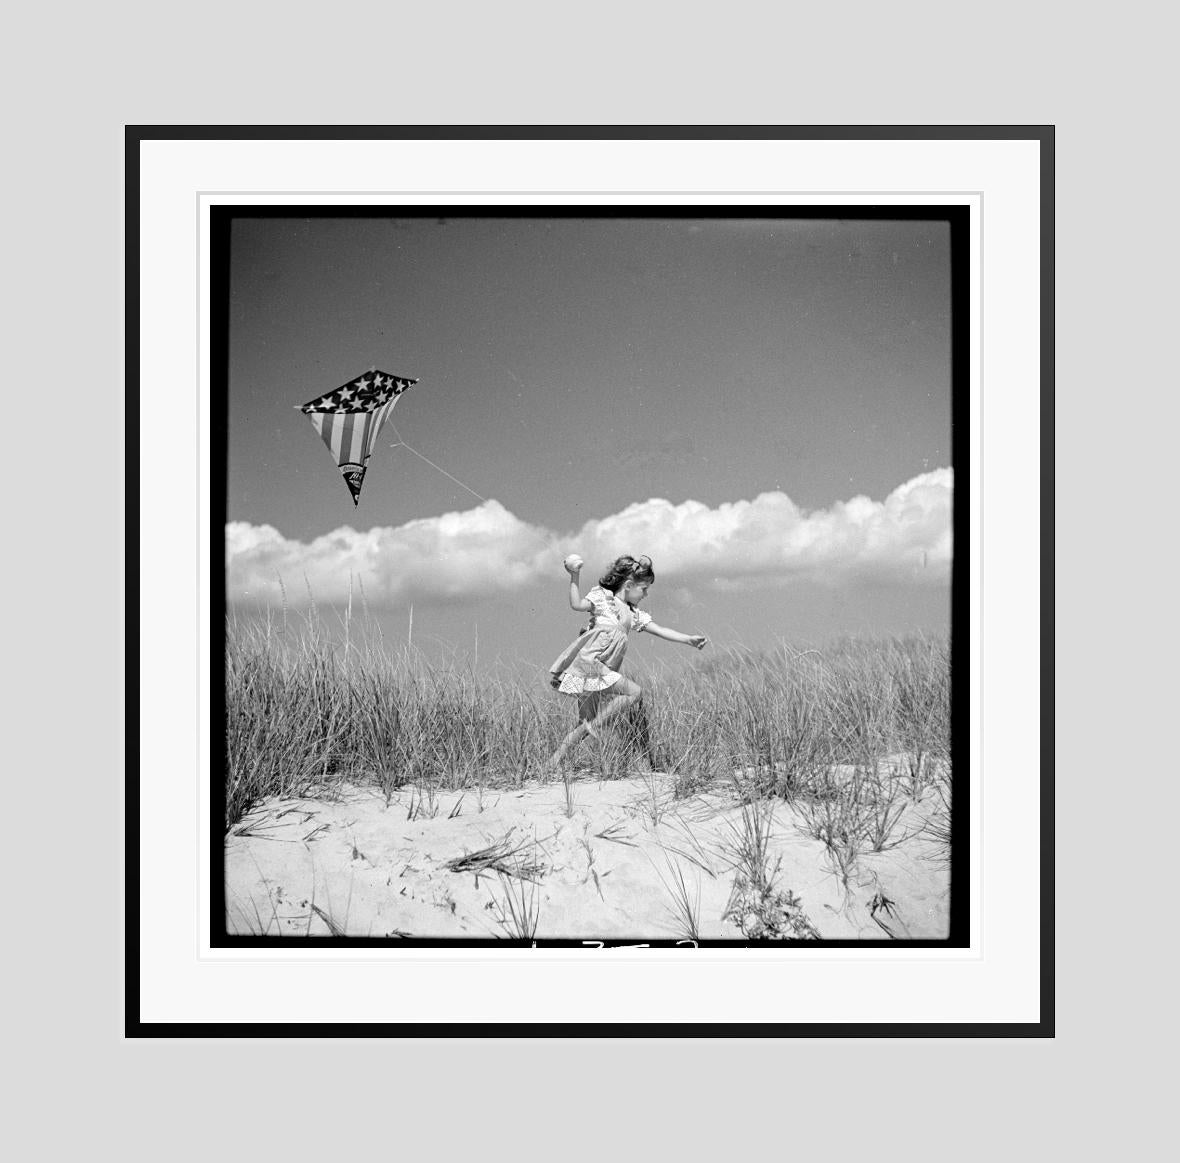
[718,793,821,940]
[489,865,542,940]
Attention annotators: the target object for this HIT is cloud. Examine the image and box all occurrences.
[226,469,952,607]
[572,468,951,590]
[226,499,555,607]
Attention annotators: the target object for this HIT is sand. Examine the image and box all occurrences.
[225,761,949,942]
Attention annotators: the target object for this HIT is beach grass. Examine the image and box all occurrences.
[224,613,951,853]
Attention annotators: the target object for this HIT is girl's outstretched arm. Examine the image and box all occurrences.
[643,622,708,650]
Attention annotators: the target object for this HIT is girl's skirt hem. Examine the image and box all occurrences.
[549,669,623,696]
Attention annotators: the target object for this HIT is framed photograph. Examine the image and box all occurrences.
[129,126,1052,1035]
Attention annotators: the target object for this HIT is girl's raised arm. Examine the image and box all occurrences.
[564,556,593,612]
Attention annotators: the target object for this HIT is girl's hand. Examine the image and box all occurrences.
[563,553,584,577]
[687,634,708,651]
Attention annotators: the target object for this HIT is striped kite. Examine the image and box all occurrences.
[299,369,417,506]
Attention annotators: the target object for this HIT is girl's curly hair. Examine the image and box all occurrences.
[599,554,655,592]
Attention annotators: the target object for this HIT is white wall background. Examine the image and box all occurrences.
[8,3,1164,1159]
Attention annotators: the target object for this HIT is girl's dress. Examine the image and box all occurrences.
[548,585,652,696]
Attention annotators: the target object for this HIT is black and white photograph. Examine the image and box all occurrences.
[216,205,965,946]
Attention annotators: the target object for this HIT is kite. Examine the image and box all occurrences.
[298,369,417,506]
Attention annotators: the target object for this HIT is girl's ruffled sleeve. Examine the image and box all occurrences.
[582,586,605,624]
[632,608,653,633]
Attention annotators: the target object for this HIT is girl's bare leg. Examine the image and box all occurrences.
[578,693,601,739]
[552,680,642,767]
[585,679,642,733]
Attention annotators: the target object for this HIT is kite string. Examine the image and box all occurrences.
[388,424,488,503]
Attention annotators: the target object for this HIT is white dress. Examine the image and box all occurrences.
[547,585,652,696]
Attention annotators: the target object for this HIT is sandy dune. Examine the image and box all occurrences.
[225,759,949,942]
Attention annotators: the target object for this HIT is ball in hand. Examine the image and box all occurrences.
[563,553,584,572]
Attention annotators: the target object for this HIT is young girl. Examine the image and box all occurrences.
[548,554,708,769]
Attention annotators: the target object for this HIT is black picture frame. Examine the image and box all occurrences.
[127,124,1053,1037]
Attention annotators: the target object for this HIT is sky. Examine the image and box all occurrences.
[224,212,953,670]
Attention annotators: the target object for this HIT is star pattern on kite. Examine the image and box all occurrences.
[300,370,418,414]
